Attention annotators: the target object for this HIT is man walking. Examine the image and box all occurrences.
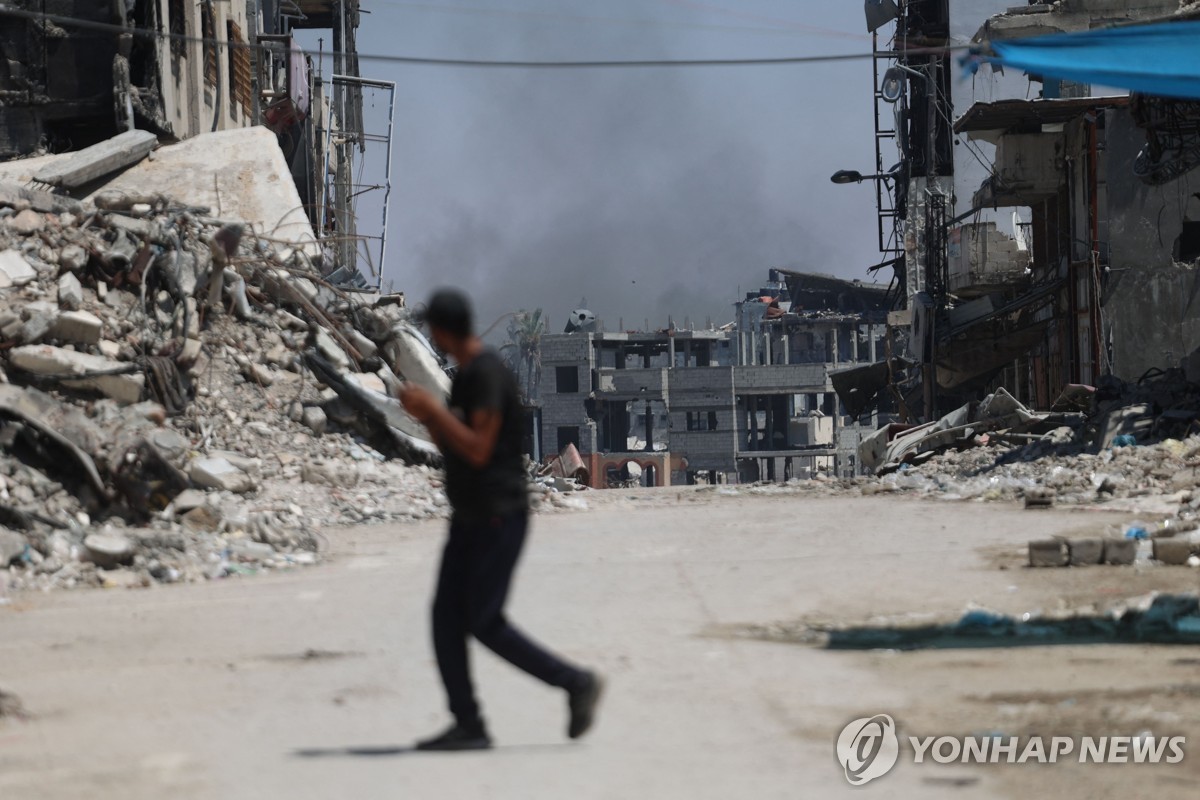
[400,289,603,751]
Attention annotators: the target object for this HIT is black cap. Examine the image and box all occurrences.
[420,288,473,339]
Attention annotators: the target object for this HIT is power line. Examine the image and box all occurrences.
[368,0,838,39]
[0,5,970,69]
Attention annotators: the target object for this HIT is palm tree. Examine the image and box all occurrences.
[500,308,545,402]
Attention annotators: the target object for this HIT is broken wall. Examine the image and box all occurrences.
[151,0,257,140]
[0,0,120,158]
[1104,107,1200,378]
[538,333,597,457]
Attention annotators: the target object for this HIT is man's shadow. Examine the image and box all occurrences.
[294,746,414,758]
[293,743,573,759]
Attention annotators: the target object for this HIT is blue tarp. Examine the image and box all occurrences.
[987,20,1200,100]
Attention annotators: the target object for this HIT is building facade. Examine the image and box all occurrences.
[539,272,892,488]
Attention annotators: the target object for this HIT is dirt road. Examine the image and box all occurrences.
[3,490,1199,799]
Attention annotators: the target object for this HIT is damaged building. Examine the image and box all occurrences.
[538,271,893,488]
[844,0,1200,443]
[0,0,387,287]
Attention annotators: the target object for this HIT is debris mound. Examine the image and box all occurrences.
[0,170,450,591]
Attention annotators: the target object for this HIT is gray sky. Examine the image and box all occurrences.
[333,0,1014,333]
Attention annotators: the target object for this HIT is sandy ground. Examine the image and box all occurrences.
[3,488,1200,799]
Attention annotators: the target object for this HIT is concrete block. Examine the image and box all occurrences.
[50,310,103,345]
[0,249,37,288]
[1153,538,1193,566]
[189,457,256,493]
[18,308,57,343]
[1103,537,1137,565]
[57,271,83,309]
[83,532,134,568]
[301,406,327,435]
[1028,539,1067,567]
[9,344,144,404]
[1067,538,1104,566]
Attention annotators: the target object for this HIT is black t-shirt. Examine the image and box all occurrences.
[442,349,528,521]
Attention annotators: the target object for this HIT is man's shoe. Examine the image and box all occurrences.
[567,671,605,739]
[415,721,492,752]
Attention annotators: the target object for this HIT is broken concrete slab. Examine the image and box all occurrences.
[33,129,158,190]
[84,127,318,252]
[0,250,38,288]
[189,457,256,493]
[9,345,144,404]
[383,323,452,397]
[50,310,103,346]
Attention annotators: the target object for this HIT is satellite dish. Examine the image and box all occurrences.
[865,0,901,33]
[564,308,597,334]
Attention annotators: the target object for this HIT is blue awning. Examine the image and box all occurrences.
[986,21,1200,100]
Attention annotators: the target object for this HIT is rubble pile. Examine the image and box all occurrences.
[0,178,452,592]
[854,371,1200,517]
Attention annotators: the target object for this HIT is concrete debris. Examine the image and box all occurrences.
[83,532,135,568]
[189,458,256,494]
[56,272,83,310]
[9,345,145,404]
[0,529,29,566]
[32,129,159,190]
[0,249,37,288]
[0,132,476,595]
[301,406,328,435]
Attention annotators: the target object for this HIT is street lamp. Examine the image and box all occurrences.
[830,169,897,185]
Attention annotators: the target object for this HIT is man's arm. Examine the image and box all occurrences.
[400,385,502,469]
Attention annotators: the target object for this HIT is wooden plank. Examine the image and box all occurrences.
[32,130,158,189]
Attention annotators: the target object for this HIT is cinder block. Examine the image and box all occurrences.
[1103,537,1137,565]
[1153,538,1193,566]
[1067,538,1104,566]
[1029,539,1067,567]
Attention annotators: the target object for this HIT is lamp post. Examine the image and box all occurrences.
[830,169,898,185]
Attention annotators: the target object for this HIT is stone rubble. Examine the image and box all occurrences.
[0,181,465,593]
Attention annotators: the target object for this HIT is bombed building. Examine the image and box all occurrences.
[537,270,893,487]
[0,0,388,287]
[838,0,1200,439]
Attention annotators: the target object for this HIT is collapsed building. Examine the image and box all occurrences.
[538,270,893,487]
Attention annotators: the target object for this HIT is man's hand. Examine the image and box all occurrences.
[399,383,439,423]
[399,382,501,469]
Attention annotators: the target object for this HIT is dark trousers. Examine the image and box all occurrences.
[432,510,582,725]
